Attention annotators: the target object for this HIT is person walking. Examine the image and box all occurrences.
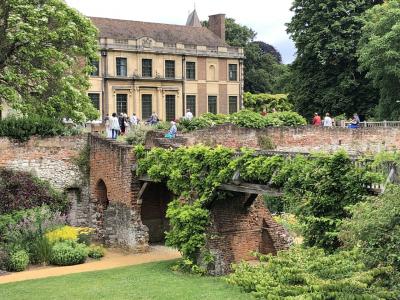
[104,114,112,138]
[312,113,321,126]
[147,112,159,125]
[118,113,126,135]
[110,113,120,139]
[323,113,333,127]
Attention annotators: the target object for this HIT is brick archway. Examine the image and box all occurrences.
[93,179,109,240]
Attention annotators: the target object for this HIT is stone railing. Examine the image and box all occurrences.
[99,43,244,59]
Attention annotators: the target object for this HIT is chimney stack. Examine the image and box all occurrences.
[208,14,225,41]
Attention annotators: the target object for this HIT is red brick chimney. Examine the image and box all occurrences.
[208,14,225,41]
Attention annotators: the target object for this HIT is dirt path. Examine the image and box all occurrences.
[0,246,180,284]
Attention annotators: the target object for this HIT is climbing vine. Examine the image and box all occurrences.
[134,145,381,269]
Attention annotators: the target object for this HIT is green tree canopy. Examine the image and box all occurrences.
[287,0,383,119]
[0,0,99,122]
[358,0,400,120]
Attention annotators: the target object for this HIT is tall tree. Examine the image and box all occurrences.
[0,0,99,122]
[358,0,400,120]
[287,0,383,119]
[253,41,282,63]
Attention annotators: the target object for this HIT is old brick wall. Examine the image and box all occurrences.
[0,135,90,226]
[183,124,400,153]
[203,195,291,275]
[89,135,148,252]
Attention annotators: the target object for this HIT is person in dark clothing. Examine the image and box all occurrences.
[118,113,126,135]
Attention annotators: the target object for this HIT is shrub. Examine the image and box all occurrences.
[243,92,293,112]
[229,110,270,128]
[125,125,152,145]
[88,245,105,259]
[340,185,400,287]
[2,206,65,264]
[50,241,88,266]
[0,168,68,215]
[7,250,29,272]
[178,117,213,131]
[29,236,52,265]
[227,247,396,299]
[0,116,77,142]
[264,111,307,126]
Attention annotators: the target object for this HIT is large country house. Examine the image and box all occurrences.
[88,10,244,121]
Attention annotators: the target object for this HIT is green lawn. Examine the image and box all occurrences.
[0,260,253,300]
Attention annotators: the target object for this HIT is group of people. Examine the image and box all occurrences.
[312,113,360,128]
[104,109,195,140]
[105,113,140,139]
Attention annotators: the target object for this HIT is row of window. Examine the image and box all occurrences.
[88,93,238,120]
[91,59,238,81]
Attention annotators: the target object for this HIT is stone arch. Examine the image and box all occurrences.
[93,179,109,240]
[95,179,109,210]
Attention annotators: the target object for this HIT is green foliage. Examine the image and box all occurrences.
[275,151,377,251]
[340,185,400,286]
[136,145,379,269]
[7,249,29,272]
[29,235,52,265]
[358,0,400,120]
[88,245,105,259]
[0,116,80,142]
[50,241,88,266]
[229,110,270,128]
[0,0,99,122]
[228,110,307,128]
[227,247,396,299]
[287,0,382,119]
[166,201,210,261]
[73,144,90,178]
[265,111,307,126]
[124,125,153,145]
[243,92,292,112]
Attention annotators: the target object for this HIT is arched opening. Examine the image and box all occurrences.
[140,182,173,244]
[209,65,216,81]
[94,179,109,240]
[95,179,109,210]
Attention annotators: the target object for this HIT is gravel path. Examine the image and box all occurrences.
[0,246,180,284]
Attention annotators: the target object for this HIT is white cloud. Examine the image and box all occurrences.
[65,0,296,63]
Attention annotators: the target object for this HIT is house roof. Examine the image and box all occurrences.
[90,17,228,47]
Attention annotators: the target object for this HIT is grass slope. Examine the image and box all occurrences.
[0,260,252,300]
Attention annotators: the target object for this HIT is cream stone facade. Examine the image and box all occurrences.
[88,12,244,121]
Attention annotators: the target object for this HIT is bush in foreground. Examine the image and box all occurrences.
[227,247,396,299]
[0,168,68,215]
[7,250,29,272]
[50,241,88,266]
[88,245,105,259]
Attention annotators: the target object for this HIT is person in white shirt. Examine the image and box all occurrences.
[184,109,194,121]
[110,113,120,139]
[323,113,333,127]
[130,113,138,126]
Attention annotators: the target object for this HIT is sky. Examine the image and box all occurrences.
[65,0,296,64]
